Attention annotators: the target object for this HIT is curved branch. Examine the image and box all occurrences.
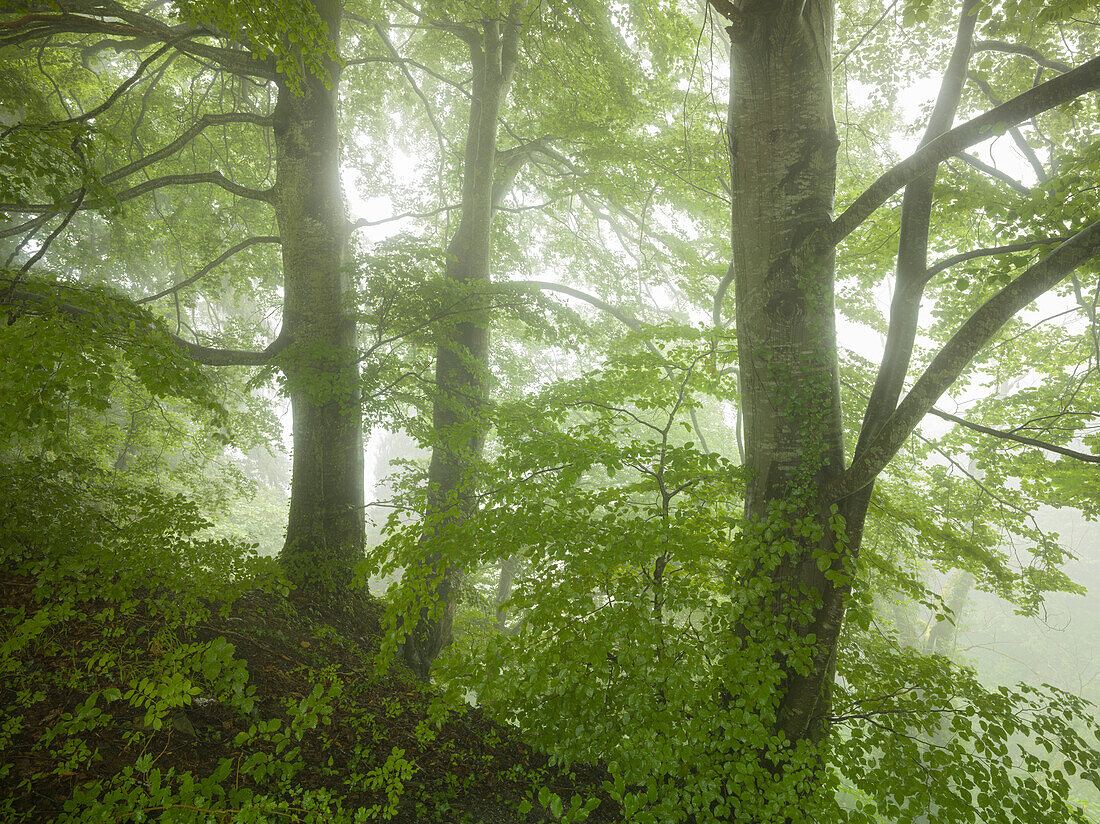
[851,0,979,461]
[0,171,275,218]
[973,40,1072,73]
[506,279,644,334]
[820,54,1100,257]
[14,188,85,275]
[170,328,289,366]
[343,55,472,97]
[0,11,147,49]
[967,73,1048,183]
[0,38,178,143]
[102,112,272,185]
[0,280,287,366]
[713,260,735,328]
[926,406,1100,464]
[139,236,281,303]
[506,279,715,453]
[0,112,272,241]
[117,171,275,203]
[954,153,1030,195]
[827,217,1100,503]
[373,22,449,156]
[0,6,274,78]
[923,236,1073,282]
[348,203,459,231]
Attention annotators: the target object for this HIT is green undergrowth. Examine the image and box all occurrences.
[0,456,617,824]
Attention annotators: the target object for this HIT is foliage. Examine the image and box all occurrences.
[0,271,227,451]
[386,334,1100,823]
[3,0,1100,822]
[0,457,615,823]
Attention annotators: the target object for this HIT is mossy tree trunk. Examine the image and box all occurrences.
[714,1,1100,811]
[725,0,846,748]
[274,0,365,593]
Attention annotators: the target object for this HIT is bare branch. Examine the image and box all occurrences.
[373,22,450,159]
[968,73,1048,183]
[139,236,281,303]
[119,172,273,204]
[171,328,288,366]
[343,54,471,97]
[505,279,717,454]
[348,203,459,231]
[954,153,1031,195]
[506,279,644,333]
[926,406,1100,464]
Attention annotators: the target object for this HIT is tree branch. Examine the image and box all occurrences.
[0,171,275,218]
[505,279,715,454]
[139,236,281,303]
[0,280,288,367]
[0,112,272,242]
[973,40,1072,74]
[819,54,1100,257]
[851,0,979,461]
[117,171,275,204]
[102,112,272,186]
[170,328,289,366]
[954,153,1031,195]
[967,73,1048,183]
[373,22,450,156]
[348,203,459,231]
[14,188,85,275]
[1,38,179,143]
[926,406,1100,464]
[827,218,1100,503]
[923,236,1073,282]
[0,4,274,78]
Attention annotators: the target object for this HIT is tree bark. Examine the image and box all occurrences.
[726,0,845,746]
[274,0,365,593]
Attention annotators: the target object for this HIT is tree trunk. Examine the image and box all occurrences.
[494,553,520,628]
[726,0,846,748]
[401,14,519,679]
[275,1,365,593]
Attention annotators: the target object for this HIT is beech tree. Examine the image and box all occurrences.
[0,0,366,592]
[713,0,1100,748]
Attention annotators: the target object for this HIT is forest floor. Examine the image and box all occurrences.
[1,573,618,823]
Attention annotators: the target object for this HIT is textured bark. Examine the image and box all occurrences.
[274,0,365,592]
[727,0,844,744]
[401,12,520,680]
